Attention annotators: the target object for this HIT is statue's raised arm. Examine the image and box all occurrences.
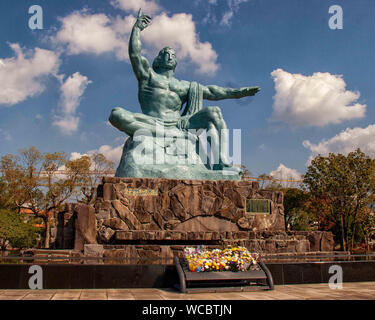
[128,9,152,81]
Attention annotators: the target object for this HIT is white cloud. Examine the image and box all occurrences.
[0,43,60,106]
[94,144,124,164]
[270,163,303,181]
[54,11,131,61]
[53,72,91,135]
[222,0,249,26]
[220,10,234,26]
[60,72,92,114]
[53,10,219,75]
[269,163,303,187]
[59,143,123,176]
[142,13,219,74]
[202,0,249,26]
[0,128,12,141]
[112,15,136,36]
[111,0,161,14]
[270,68,366,127]
[53,115,80,135]
[69,142,124,165]
[303,124,375,163]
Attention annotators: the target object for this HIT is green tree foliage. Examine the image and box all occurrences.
[357,209,375,252]
[283,188,313,231]
[304,149,375,252]
[0,209,38,251]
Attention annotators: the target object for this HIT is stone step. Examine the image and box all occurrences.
[263,251,349,257]
[28,249,74,255]
[33,254,71,258]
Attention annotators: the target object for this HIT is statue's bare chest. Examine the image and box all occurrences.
[145,72,188,100]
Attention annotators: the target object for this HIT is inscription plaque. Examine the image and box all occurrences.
[123,188,158,196]
[246,199,271,214]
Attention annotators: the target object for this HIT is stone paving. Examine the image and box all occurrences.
[0,282,374,300]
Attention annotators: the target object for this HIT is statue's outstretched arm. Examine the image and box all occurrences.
[129,9,151,81]
[202,85,260,101]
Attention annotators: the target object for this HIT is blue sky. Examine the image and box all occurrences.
[0,0,374,180]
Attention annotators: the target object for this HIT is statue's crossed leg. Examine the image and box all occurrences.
[109,106,241,172]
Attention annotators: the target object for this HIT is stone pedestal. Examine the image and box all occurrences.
[94,177,285,243]
[53,177,335,258]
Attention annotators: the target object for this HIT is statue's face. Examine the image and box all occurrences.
[160,48,177,70]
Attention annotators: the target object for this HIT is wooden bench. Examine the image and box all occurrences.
[174,256,274,293]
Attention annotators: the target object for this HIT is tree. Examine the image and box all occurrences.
[240,165,252,180]
[1,147,80,248]
[304,149,375,252]
[68,153,114,205]
[0,209,38,251]
[256,173,291,190]
[0,154,31,211]
[257,173,272,189]
[283,188,311,231]
[303,194,334,231]
[0,177,12,210]
[0,147,114,248]
[357,209,375,253]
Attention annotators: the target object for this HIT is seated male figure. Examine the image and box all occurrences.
[109,9,260,172]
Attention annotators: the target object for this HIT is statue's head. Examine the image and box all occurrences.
[152,47,177,72]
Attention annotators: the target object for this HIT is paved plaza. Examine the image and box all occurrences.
[0,282,374,300]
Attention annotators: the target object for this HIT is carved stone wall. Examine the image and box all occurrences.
[94,177,285,243]
[52,177,335,255]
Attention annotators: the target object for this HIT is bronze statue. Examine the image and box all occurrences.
[109,9,260,180]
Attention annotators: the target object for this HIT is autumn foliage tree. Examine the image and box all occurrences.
[0,177,13,210]
[0,147,113,248]
[304,149,375,252]
[357,210,375,252]
[67,153,114,205]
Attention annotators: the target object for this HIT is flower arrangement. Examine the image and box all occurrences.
[183,246,260,272]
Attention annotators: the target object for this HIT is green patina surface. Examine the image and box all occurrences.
[109,9,260,181]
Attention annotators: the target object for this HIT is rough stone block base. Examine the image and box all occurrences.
[74,204,97,251]
[95,177,285,244]
[52,177,335,256]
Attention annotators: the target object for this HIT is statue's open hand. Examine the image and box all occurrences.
[241,86,261,96]
[135,9,151,31]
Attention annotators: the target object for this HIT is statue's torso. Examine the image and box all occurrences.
[138,70,189,121]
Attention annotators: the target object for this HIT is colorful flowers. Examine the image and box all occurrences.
[184,246,260,272]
